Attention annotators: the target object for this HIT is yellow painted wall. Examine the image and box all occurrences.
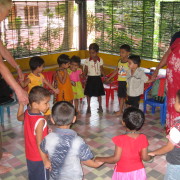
[5,50,165,75]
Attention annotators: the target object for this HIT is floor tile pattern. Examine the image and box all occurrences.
[0,95,167,180]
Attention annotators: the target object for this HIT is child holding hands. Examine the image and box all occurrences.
[40,101,103,180]
[95,107,152,180]
[106,44,131,115]
[126,55,149,108]
[148,90,180,180]
[84,43,105,113]
[19,56,59,94]
[55,54,74,102]
[17,86,51,180]
[68,56,84,113]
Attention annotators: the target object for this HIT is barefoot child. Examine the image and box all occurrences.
[84,43,105,113]
[148,90,180,180]
[40,101,103,180]
[106,44,131,115]
[55,54,74,102]
[95,107,152,180]
[68,56,84,113]
[17,86,51,180]
[126,55,149,108]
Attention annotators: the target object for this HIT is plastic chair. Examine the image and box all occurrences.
[0,93,18,125]
[143,85,167,125]
[42,71,56,92]
[103,72,118,107]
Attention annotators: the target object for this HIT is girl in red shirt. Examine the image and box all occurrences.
[95,107,152,180]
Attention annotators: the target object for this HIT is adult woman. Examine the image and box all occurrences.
[151,31,180,132]
[0,0,28,105]
[0,0,28,174]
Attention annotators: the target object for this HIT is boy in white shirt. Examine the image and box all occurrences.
[126,55,149,108]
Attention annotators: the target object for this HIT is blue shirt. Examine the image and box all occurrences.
[40,128,93,180]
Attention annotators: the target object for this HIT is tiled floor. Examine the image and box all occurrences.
[0,94,167,180]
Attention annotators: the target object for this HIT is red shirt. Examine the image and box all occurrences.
[112,134,148,172]
[24,110,48,161]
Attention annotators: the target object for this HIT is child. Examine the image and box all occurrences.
[55,54,74,102]
[106,44,131,115]
[17,86,51,180]
[19,56,59,94]
[126,55,149,108]
[95,107,152,180]
[68,55,84,113]
[40,101,103,180]
[148,90,180,180]
[84,43,105,113]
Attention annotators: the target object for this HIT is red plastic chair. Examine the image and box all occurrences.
[103,72,118,107]
[42,71,56,92]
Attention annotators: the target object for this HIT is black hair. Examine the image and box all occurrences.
[29,86,51,105]
[29,56,44,71]
[177,90,180,103]
[89,43,99,52]
[52,101,75,126]
[71,56,81,66]
[128,55,141,67]
[57,54,70,66]
[123,107,145,131]
[120,44,131,52]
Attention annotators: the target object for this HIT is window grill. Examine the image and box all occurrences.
[0,1,76,58]
[159,2,180,59]
[95,0,155,59]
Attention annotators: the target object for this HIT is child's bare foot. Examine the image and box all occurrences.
[114,111,123,116]
[98,106,103,113]
[86,107,91,114]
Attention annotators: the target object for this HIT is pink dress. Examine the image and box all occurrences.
[166,38,180,129]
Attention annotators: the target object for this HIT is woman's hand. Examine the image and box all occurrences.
[16,67,24,82]
[15,87,29,105]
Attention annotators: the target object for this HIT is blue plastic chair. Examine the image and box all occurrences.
[0,93,18,125]
[143,86,167,125]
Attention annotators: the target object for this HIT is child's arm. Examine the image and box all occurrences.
[19,78,30,88]
[106,68,118,82]
[43,78,59,94]
[141,147,153,161]
[148,140,175,156]
[82,159,104,168]
[17,103,25,121]
[95,145,122,164]
[36,120,51,170]
[83,65,88,76]
[57,70,67,84]
[100,65,105,77]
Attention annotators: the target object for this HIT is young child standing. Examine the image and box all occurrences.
[17,86,51,180]
[126,55,149,108]
[106,44,131,115]
[55,54,74,102]
[19,56,59,94]
[68,55,84,113]
[95,107,152,180]
[84,43,105,113]
[40,101,103,180]
[148,90,180,180]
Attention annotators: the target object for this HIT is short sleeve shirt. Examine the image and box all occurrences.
[112,134,148,172]
[166,117,180,164]
[117,61,129,81]
[28,73,44,93]
[40,128,93,180]
[84,57,103,76]
[68,68,82,82]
